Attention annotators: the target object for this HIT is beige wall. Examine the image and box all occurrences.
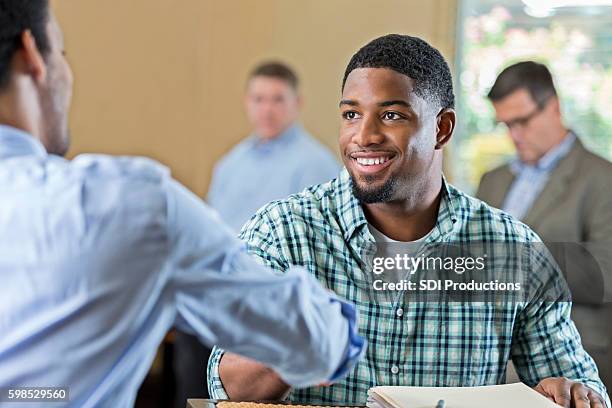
[54,0,457,197]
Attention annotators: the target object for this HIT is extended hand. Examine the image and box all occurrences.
[534,377,606,408]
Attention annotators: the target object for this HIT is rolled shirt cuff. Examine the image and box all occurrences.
[327,298,367,383]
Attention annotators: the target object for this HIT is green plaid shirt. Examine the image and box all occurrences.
[207,169,609,405]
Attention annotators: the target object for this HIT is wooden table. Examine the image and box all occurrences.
[186,400,215,408]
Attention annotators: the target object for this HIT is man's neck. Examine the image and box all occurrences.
[0,88,40,141]
[363,177,442,242]
[525,126,570,166]
[255,123,296,144]
[548,126,570,150]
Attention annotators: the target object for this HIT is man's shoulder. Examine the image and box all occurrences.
[293,129,338,161]
[575,143,612,180]
[213,137,254,170]
[241,176,343,234]
[253,176,341,218]
[70,154,171,186]
[65,154,173,220]
[214,135,256,175]
[480,162,512,182]
[448,183,540,242]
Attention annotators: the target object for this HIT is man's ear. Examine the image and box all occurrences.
[20,30,47,86]
[435,108,456,150]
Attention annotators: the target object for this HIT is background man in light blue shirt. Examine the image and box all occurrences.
[0,2,365,407]
[207,61,340,231]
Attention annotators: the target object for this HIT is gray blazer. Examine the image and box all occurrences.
[476,137,612,389]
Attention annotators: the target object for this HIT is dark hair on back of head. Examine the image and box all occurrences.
[0,0,50,90]
[342,34,455,110]
[249,61,299,91]
[488,61,557,107]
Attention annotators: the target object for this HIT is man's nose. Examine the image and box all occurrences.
[508,126,523,143]
[354,115,385,147]
[259,101,276,115]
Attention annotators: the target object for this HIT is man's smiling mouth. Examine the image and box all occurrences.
[349,152,396,174]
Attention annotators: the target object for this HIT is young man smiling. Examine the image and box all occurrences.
[208,35,610,407]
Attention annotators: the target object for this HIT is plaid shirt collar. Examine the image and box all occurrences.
[335,168,459,244]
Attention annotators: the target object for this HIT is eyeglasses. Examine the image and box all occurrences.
[495,95,552,131]
[497,105,543,131]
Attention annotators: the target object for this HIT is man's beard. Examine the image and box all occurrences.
[351,173,399,204]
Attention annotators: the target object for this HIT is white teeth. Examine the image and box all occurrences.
[356,157,389,166]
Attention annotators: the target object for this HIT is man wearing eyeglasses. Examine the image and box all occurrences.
[477,60,612,390]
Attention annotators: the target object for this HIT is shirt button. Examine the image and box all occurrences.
[391,365,400,375]
[396,308,404,318]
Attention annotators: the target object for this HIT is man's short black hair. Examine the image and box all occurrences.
[248,61,299,91]
[488,61,557,107]
[0,0,51,90]
[342,34,455,110]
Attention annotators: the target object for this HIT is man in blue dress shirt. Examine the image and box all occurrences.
[0,2,365,407]
[207,61,340,231]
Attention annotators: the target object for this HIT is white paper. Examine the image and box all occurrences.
[368,383,561,408]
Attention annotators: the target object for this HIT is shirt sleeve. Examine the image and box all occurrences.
[511,245,611,406]
[207,202,365,398]
[207,345,229,399]
[165,179,365,389]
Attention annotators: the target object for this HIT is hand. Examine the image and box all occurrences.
[534,377,606,408]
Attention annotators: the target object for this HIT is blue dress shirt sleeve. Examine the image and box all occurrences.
[164,179,365,388]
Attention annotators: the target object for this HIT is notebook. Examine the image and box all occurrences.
[367,383,561,408]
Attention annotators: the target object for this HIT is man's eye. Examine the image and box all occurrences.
[342,111,359,120]
[383,112,403,120]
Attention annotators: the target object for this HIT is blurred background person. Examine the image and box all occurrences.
[207,61,340,231]
[173,61,340,407]
[476,61,612,389]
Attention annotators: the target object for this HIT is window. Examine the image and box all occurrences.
[453,0,612,192]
